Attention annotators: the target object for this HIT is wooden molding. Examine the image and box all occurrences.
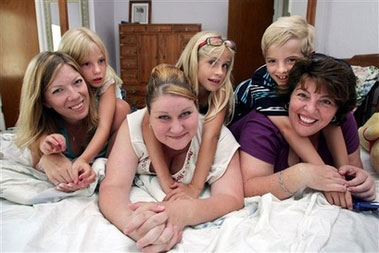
[58,0,68,35]
[306,0,317,26]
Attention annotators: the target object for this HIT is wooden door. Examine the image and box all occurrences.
[0,0,39,128]
[228,0,274,87]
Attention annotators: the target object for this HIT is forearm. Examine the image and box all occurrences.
[270,116,324,164]
[99,185,132,234]
[78,126,110,162]
[164,193,243,228]
[190,133,219,191]
[142,113,174,191]
[244,164,305,199]
[323,125,349,167]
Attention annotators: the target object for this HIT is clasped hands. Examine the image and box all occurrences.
[324,164,376,209]
[38,134,96,192]
[123,202,183,253]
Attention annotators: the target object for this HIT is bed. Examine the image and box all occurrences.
[1,132,378,252]
[2,54,379,252]
[347,53,379,126]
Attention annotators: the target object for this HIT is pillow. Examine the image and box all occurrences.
[352,65,379,106]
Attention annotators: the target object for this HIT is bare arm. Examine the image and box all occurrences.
[240,151,347,199]
[99,119,180,250]
[78,85,116,163]
[142,111,174,193]
[190,107,226,194]
[162,151,243,229]
[269,116,324,165]
[323,125,349,168]
[99,120,138,232]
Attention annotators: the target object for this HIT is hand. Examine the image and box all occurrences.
[56,161,96,192]
[73,159,97,186]
[163,182,201,201]
[339,165,376,201]
[125,202,182,252]
[300,163,347,192]
[38,153,74,186]
[40,134,66,155]
[323,191,353,210]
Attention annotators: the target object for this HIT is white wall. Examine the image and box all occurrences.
[289,0,379,58]
[314,0,379,58]
[91,0,118,70]
[89,0,378,74]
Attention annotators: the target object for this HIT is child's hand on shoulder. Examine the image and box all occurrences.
[40,134,66,155]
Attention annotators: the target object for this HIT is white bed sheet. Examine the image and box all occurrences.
[1,133,378,252]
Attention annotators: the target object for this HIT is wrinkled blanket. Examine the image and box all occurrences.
[1,133,378,252]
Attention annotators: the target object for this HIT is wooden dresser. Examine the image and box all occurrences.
[119,24,201,109]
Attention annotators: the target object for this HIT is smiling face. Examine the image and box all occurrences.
[149,94,198,151]
[265,38,304,86]
[288,77,338,137]
[44,64,89,124]
[197,49,233,93]
[79,44,106,88]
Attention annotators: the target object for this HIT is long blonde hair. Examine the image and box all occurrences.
[176,31,235,124]
[58,27,122,88]
[15,51,98,149]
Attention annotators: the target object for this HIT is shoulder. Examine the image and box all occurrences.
[231,111,285,164]
[127,108,145,129]
[126,108,148,156]
[340,112,360,153]
[230,110,282,150]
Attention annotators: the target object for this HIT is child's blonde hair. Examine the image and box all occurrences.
[261,15,315,57]
[176,31,235,123]
[58,27,122,88]
[15,51,98,149]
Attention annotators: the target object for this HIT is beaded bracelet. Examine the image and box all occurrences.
[278,171,295,195]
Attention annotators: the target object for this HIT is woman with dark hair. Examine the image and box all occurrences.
[230,56,376,209]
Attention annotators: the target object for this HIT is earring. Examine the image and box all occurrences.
[331,116,337,123]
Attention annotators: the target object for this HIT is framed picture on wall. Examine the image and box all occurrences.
[129,0,151,24]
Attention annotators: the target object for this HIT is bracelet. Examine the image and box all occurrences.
[278,171,295,195]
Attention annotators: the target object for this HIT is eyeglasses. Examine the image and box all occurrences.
[198,36,236,51]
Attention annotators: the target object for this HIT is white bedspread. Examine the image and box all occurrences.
[1,133,378,252]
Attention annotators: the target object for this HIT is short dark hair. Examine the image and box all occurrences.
[283,54,357,125]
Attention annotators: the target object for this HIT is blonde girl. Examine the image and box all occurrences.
[59,27,130,174]
[143,31,236,200]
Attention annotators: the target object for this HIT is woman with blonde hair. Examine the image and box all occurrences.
[99,64,243,252]
[16,51,102,192]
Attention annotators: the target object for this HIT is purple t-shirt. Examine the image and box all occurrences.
[229,111,359,172]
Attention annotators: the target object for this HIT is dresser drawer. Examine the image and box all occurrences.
[172,25,201,32]
[120,69,138,83]
[126,95,146,109]
[119,25,146,33]
[124,85,147,97]
[120,58,137,69]
[120,46,137,57]
[120,35,138,44]
[146,25,172,33]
